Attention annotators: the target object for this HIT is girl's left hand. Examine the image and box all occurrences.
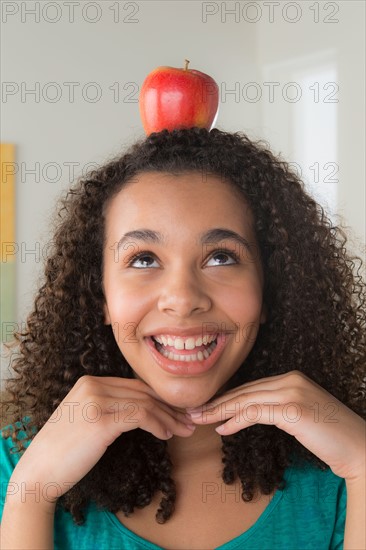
[187,370,365,482]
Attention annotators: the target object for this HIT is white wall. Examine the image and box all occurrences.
[2,0,261,325]
[256,0,365,256]
[1,1,365,364]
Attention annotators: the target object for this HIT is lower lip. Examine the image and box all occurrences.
[145,334,228,375]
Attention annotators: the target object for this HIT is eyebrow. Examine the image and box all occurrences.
[116,228,251,252]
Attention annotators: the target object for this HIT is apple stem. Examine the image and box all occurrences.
[184,59,190,70]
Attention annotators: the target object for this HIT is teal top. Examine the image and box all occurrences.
[1,419,346,549]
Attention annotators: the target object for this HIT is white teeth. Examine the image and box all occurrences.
[152,334,218,352]
[185,337,196,350]
[154,339,217,362]
[174,338,184,350]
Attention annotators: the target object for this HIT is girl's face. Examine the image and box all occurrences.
[103,171,266,408]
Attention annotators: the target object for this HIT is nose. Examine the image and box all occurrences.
[157,267,212,318]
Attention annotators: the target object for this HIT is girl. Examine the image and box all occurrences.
[1,128,365,550]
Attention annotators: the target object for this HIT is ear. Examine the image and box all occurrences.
[103,302,111,325]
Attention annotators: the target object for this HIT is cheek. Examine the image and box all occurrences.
[219,283,264,350]
[219,280,263,322]
[105,286,152,343]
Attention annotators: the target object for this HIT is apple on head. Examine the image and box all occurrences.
[139,60,219,135]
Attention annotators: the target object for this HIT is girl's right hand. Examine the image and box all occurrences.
[9,375,195,506]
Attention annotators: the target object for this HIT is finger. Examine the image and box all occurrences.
[150,409,197,439]
[79,375,165,401]
[71,381,192,426]
[105,389,191,423]
[114,401,196,440]
[215,399,312,441]
[188,390,286,424]
[215,413,262,436]
[188,388,282,419]
[187,372,300,412]
[215,399,301,436]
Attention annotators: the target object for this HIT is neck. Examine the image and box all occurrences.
[167,420,224,474]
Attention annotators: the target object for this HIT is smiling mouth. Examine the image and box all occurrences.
[151,334,218,362]
[146,332,228,375]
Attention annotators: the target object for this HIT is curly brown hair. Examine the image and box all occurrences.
[2,127,365,526]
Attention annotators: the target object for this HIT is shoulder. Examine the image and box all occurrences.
[281,460,346,529]
[284,459,346,496]
[0,417,37,521]
[259,461,347,549]
[1,416,36,457]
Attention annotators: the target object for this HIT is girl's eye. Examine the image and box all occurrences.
[206,251,238,267]
[127,249,238,268]
[128,253,159,269]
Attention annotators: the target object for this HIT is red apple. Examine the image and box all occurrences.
[139,60,219,135]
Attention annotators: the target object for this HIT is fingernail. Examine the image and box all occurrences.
[166,430,173,438]
[188,412,202,419]
[215,425,226,434]
[185,423,196,431]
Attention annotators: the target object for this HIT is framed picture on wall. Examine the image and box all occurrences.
[1,143,16,346]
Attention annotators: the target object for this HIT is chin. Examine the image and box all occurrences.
[155,385,217,410]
